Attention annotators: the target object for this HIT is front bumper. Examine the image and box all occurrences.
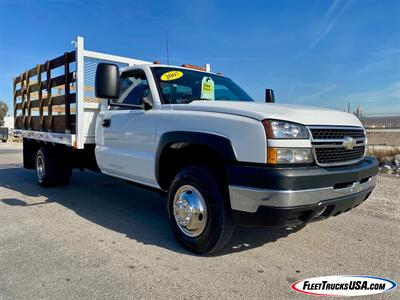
[227,157,379,227]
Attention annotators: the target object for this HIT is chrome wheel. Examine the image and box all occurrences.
[36,155,45,182]
[173,185,208,237]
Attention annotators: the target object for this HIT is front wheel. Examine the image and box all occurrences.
[167,165,234,255]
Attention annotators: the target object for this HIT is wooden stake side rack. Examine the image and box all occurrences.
[13,36,151,149]
[13,51,76,134]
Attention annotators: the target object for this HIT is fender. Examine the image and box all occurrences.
[155,131,237,185]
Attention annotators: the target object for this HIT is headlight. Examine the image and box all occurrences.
[267,148,313,164]
[262,120,308,139]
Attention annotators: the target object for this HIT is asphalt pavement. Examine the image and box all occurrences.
[0,142,398,299]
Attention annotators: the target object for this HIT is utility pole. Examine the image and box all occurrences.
[355,106,362,117]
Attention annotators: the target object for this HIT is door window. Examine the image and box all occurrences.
[112,71,152,109]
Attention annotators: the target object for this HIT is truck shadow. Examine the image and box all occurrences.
[0,167,299,256]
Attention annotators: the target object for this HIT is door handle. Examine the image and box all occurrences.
[102,119,111,128]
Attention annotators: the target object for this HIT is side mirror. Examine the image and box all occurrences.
[95,63,120,99]
[265,89,275,103]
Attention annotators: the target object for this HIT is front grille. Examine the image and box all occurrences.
[310,128,365,140]
[308,126,366,166]
[315,146,365,164]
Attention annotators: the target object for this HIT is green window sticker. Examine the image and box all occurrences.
[201,77,215,100]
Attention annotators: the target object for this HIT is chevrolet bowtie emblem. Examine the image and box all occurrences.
[342,136,356,150]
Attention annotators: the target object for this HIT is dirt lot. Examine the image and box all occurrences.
[0,142,399,299]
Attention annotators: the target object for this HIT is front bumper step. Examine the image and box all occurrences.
[232,187,373,227]
[229,176,376,213]
[227,157,379,228]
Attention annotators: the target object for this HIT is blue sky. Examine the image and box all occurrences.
[1,0,399,115]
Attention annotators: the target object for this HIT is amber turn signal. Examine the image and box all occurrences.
[267,148,278,164]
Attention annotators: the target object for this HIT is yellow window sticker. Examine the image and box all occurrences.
[201,77,215,100]
[160,70,183,81]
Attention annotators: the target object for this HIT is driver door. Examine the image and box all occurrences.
[96,69,158,186]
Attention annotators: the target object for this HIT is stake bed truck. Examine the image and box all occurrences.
[14,37,378,254]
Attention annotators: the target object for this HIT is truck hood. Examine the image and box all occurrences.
[172,101,363,127]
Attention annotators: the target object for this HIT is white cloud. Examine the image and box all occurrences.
[309,0,350,49]
[357,47,400,74]
[307,84,337,99]
[324,81,400,113]
[281,80,400,114]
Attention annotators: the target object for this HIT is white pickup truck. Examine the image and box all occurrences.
[14,37,378,254]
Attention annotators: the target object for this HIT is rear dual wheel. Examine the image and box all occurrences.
[36,147,72,187]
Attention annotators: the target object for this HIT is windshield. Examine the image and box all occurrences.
[152,67,254,104]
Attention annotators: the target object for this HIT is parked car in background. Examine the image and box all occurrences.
[0,127,8,143]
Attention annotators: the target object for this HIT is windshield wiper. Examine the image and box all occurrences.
[192,98,211,101]
[178,97,211,104]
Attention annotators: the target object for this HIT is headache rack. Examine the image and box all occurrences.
[13,36,150,149]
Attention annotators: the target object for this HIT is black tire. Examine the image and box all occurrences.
[35,147,72,187]
[2,140,6,143]
[167,165,234,255]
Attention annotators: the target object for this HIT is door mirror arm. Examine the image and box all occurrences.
[141,97,153,110]
[107,99,144,109]
[106,98,152,110]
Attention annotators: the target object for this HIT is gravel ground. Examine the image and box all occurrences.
[0,142,399,299]
[357,175,400,220]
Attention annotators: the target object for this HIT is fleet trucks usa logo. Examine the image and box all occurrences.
[291,275,397,297]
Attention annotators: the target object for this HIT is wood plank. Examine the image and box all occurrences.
[14,51,76,84]
[37,64,43,129]
[15,75,75,96]
[16,93,77,109]
[14,89,22,97]
[16,94,76,109]
[15,115,76,134]
[30,107,77,114]
[50,72,75,89]
[64,52,71,132]
[15,77,78,98]
[46,60,52,131]
[20,72,26,128]
[50,51,75,70]
[15,117,23,129]
[25,70,31,129]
